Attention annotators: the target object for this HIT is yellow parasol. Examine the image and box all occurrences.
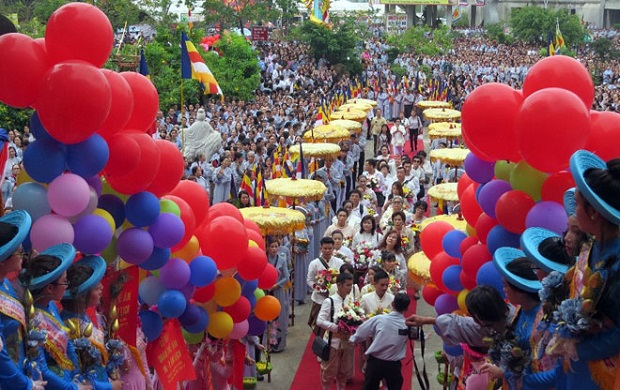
[266,178,327,202]
[239,207,306,236]
[339,102,373,112]
[423,108,461,122]
[420,214,468,231]
[289,143,341,159]
[429,148,470,166]
[302,124,350,143]
[417,100,451,110]
[408,252,432,286]
[427,183,459,202]
[329,108,367,123]
[347,98,378,107]
[428,122,462,140]
[328,119,362,134]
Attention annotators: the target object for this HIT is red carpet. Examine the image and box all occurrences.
[291,297,417,389]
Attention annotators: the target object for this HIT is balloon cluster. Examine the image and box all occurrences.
[200,34,221,51]
[0,2,281,343]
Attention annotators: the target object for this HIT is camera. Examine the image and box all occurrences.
[398,326,421,340]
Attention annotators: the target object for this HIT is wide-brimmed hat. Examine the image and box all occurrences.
[520,227,570,274]
[64,255,106,299]
[0,210,31,262]
[570,150,620,225]
[563,188,576,217]
[26,243,75,291]
[493,247,542,293]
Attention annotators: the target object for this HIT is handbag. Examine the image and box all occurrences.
[311,297,334,361]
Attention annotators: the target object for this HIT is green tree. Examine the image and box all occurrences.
[509,7,584,47]
[592,37,620,62]
[387,25,454,56]
[0,104,32,132]
[200,0,277,30]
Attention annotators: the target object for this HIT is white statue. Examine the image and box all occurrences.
[183,108,222,163]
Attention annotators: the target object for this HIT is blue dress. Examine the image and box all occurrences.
[265,253,290,353]
[211,166,233,204]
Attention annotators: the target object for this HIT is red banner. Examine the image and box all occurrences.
[147,320,196,390]
[100,266,139,347]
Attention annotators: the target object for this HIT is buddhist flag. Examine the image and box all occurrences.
[139,48,150,79]
[240,171,254,202]
[555,19,565,53]
[181,32,223,99]
[547,30,556,56]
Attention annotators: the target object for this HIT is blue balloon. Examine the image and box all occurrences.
[179,304,201,328]
[12,182,51,221]
[30,112,52,141]
[140,247,171,271]
[442,265,464,292]
[476,261,505,298]
[443,343,463,357]
[138,276,166,306]
[98,194,125,228]
[247,314,266,336]
[487,225,521,254]
[247,295,257,310]
[241,279,259,296]
[158,290,187,318]
[66,134,109,178]
[189,256,217,287]
[442,230,467,259]
[184,307,209,333]
[139,310,163,341]
[125,191,160,227]
[23,139,66,183]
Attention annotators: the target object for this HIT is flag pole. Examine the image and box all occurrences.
[181,79,185,152]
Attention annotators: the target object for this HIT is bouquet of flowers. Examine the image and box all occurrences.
[334,251,349,263]
[353,242,381,270]
[314,269,339,293]
[366,307,391,318]
[335,302,366,334]
[400,235,410,251]
[485,332,530,389]
[388,274,402,294]
[369,176,380,192]
[343,236,353,248]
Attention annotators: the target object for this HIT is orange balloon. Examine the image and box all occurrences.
[213,276,241,307]
[172,235,200,262]
[201,299,218,314]
[254,295,281,321]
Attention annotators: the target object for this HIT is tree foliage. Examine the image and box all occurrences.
[387,25,454,56]
[200,0,277,30]
[509,7,584,46]
[591,37,620,62]
[0,104,32,131]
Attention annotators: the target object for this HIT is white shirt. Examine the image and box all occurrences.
[307,257,345,304]
[317,293,348,349]
[360,291,394,315]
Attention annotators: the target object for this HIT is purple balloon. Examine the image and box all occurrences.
[464,153,496,184]
[442,265,464,292]
[116,227,154,265]
[247,314,267,336]
[148,212,185,249]
[525,201,569,235]
[159,258,191,289]
[179,304,201,327]
[73,214,113,254]
[179,281,196,300]
[478,180,512,218]
[487,225,521,254]
[184,307,209,333]
[434,293,459,315]
[476,261,505,298]
[85,176,103,196]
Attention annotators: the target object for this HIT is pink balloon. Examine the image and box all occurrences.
[229,319,249,339]
[30,214,75,252]
[48,173,91,217]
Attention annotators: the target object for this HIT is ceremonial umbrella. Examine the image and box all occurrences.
[419,214,468,232]
[429,148,470,166]
[289,143,341,159]
[339,102,373,112]
[428,122,462,140]
[417,100,451,110]
[347,98,378,107]
[330,108,367,123]
[407,252,432,286]
[239,206,306,236]
[427,183,459,202]
[303,124,350,143]
[329,119,362,134]
[423,108,461,122]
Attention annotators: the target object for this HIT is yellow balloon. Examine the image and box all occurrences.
[172,235,199,262]
[101,236,117,264]
[214,277,241,307]
[457,289,469,313]
[92,208,116,234]
[202,299,218,314]
[248,240,258,248]
[466,224,476,238]
[207,312,233,339]
[118,258,132,270]
[16,169,38,186]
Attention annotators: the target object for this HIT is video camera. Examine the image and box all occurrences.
[398,326,422,340]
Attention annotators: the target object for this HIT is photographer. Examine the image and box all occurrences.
[350,293,411,390]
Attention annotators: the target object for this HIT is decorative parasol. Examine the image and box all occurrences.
[339,102,373,112]
[428,122,462,140]
[423,108,461,122]
[420,214,468,231]
[329,108,367,123]
[266,178,327,202]
[429,148,470,166]
[328,119,362,134]
[427,183,459,202]
[239,207,306,236]
[303,124,350,143]
[347,98,378,107]
[289,143,341,158]
[417,100,451,110]
[407,252,432,286]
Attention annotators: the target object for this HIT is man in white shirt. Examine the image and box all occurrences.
[363,159,386,206]
[360,270,394,315]
[307,237,345,335]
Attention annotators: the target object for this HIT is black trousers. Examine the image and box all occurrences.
[409,128,419,151]
[363,355,403,390]
[404,104,413,118]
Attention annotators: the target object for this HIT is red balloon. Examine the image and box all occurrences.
[223,296,251,323]
[243,219,262,236]
[257,263,277,290]
[422,283,443,306]
[457,173,475,200]
[516,88,590,173]
[586,111,620,161]
[541,171,575,205]
[163,195,196,251]
[145,140,185,197]
[169,181,211,226]
[461,244,491,279]
[460,183,483,226]
[37,62,111,144]
[523,55,594,109]
[103,133,160,194]
[429,252,460,292]
[495,190,536,234]
[45,3,113,68]
[460,272,477,291]
[462,83,523,162]
[206,202,243,224]
[103,132,141,176]
[98,70,134,138]
[475,213,498,245]
[246,229,265,250]
[237,246,268,281]
[0,34,48,108]
[199,216,248,270]
[459,236,479,257]
[120,72,159,133]
[420,221,454,260]
[193,283,215,303]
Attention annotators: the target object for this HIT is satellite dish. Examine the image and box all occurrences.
[0,14,17,36]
